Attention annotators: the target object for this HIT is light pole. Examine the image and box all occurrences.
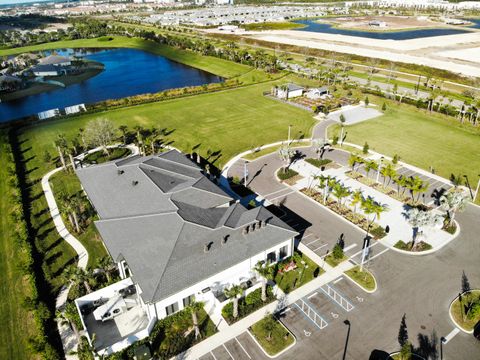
[473,175,480,203]
[288,124,292,144]
[440,336,446,360]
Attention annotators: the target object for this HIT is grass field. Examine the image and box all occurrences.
[0,36,250,79]
[243,21,305,31]
[0,132,36,359]
[329,103,480,200]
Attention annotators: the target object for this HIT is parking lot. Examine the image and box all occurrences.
[198,332,269,360]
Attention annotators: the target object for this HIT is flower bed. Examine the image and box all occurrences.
[305,158,332,168]
[222,287,275,325]
[394,240,432,252]
[301,188,387,239]
[277,168,299,181]
[345,171,410,203]
[345,266,376,291]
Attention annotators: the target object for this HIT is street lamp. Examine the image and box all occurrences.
[440,336,446,360]
[288,124,292,144]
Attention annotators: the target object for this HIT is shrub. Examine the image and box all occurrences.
[277,168,298,181]
[332,244,344,259]
[305,158,332,168]
[382,102,387,111]
[222,287,275,324]
[363,142,369,154]
[370,226,386,239]
[332,135,339,145]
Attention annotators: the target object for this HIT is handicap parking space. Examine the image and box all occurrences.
[278,304,321,340]
[329,277,367,305]
[306,290,346,322]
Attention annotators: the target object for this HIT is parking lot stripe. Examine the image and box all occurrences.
[368,247,390,261]
[210,351,218,360]
[343,244,357,252]
[350,242,380,259]
[333,277,343,284]
[263,187,290,198]
[312,243,328,252]
[302,233,314,240]
[307,291,318,299]
[442,328,460,344]
[304,237,321,246]
[235,338,251,359]
[268,190,295,202]
[223,344,235,360]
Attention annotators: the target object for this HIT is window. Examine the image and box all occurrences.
[279,245,288,259]
[267,251,276,263]
[183,294,195,307]
[165,302,179,316]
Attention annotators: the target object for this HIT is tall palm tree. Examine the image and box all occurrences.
[314,174,328,202]
[312,138,326,160]
[188,301,204,339]
[97,256,116,283]
[339,114,346,146]
[278,145,295,173]
[348,154,362,172]
[54,134,68,170]
[62,266,92,294]
[439,192,468,227]
[364,160,378,179]
[253,261,274,302]
[326,176,338,203]
[224,285,243,319]
[333,183,351,206]
[380,163,397,188]
[69,194,82,233]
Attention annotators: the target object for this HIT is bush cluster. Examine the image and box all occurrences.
[222,287,275,324]
[277,168,299,181]
[1,131,60,359]
[305,158,332,168]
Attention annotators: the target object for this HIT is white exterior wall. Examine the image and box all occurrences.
[34,71,59,76]
[287,89,303,99]
[148,238,293,319]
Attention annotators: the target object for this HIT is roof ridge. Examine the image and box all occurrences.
[150,217,187,302]
[94,210,178,223]
[192,177,232,199]
[158,150,200,169]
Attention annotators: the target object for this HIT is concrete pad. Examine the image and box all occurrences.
[327,106,383,125]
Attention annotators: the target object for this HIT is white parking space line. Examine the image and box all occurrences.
[312,243,328,252]
[333,277,343,284]
[343,244,357,252]
[268,191,295,202]
[350,242,380,259]
[235,338,251,359]
[442,328,460,344]
[307,292,318,299]
[223,344,235,360]
[210,351,218,360]
[302,233,314,240]
[305,238,322,246]
[368,247,390,262]
[263,187,290,198]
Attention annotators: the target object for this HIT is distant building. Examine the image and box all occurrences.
[275,83,304,100]
[38,55,71,67]
[31,64,64,77]
[305,86,330,100]
[368,20,387,27]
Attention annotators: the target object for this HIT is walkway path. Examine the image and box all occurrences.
[42,167,88,360]
[42,144,139,359]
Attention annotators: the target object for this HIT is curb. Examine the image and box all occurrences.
[448,290,478,334]
[343,269,377,294]
[384,220,461,256]
[247,321,296,359]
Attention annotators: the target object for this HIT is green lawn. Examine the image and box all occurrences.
[0,132,36,359]
[0,36,250,79]
[345,266,376,292]
[450,290,480,331]
[243,21,305,31]
[250,316,294,356]
[49,171,108,268]
[329,103,480,201]
[274,253,322,293]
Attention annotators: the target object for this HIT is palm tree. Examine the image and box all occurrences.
[69,194,82,233]
[380,163,397,188]
[312,138,326,159]
[333,182,351,206]
[350,189,364,213]
[262,314,277,342]
[314,174,329,202]
[406,176,429,202]
[62,266,92,294]
[348,154,363,172]
[54,134,68,170]
[188,301,204,339]
[97,256,116,283]
[278,145,295,173]
[224,285,244,319]
[361,197,388,235]
[118,125,128,145]
[402,208,442,248]
[364,160,378,179]
[326,176,338,203]
[439,192,468,227]
[253,261,274,302]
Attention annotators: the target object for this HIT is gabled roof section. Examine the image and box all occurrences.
[193,176,231,199]
[173,200,228,228]
[143,157,202,179]
[160,149,200,169]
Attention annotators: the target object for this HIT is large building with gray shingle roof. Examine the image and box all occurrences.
[75,149,297,354]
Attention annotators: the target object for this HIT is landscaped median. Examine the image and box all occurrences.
[344,266,377,293]
[274,252,323,293]
[249,315,295,358]
[449,290,480,333]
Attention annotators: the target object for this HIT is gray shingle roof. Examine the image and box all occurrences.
[76,150,297,303]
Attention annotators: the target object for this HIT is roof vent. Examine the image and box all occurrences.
[132,180,139,186]
[243,226,249,235]
[258,220,263,228]
[222,235,229,245]
[117,170,124,175]
[251,223,256,232]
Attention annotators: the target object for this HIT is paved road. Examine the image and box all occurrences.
[226,148,480,359]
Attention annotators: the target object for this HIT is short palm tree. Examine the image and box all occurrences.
[224,285,244,319]
[380,163,397,188]
[278,145,295,173]
[333,183,351,206]
[253,261,274,302]
[188,301,204,339]
[439,191,468,227]
[350,189,364,213]
[364,160,378,179]
[62,266,92,294]
[361,197,388,235]
[402,208,442,248]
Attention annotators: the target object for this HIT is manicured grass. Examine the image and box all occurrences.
[277,168,299,181]
[0,132,36,359]
[324,253,347,268]
[20,81,316,171]
[450,290,480,331]
[222,287,276,324]
[394,240,432,252]
[345,266,376,291]
[274,253,322,293]
[250,316,294,356]
[49,170,107,268]
[243,21,305,31]
[305,157,332,168]
[242,141,311,161]
[328,104,480,203]
[0,36,250,79]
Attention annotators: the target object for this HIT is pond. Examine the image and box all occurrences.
[0,47,223,123]
[292,19,474,40]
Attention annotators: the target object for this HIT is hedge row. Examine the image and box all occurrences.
[1,131,60,359]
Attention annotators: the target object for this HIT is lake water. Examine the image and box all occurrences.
[0,48,223,122]
[293,19,474,40]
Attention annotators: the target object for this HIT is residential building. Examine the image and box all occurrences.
[30,64,63,77]
[275,83,305,99]
[0,74,22,92]
[38,54,72,67]
[75,150,297,355]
